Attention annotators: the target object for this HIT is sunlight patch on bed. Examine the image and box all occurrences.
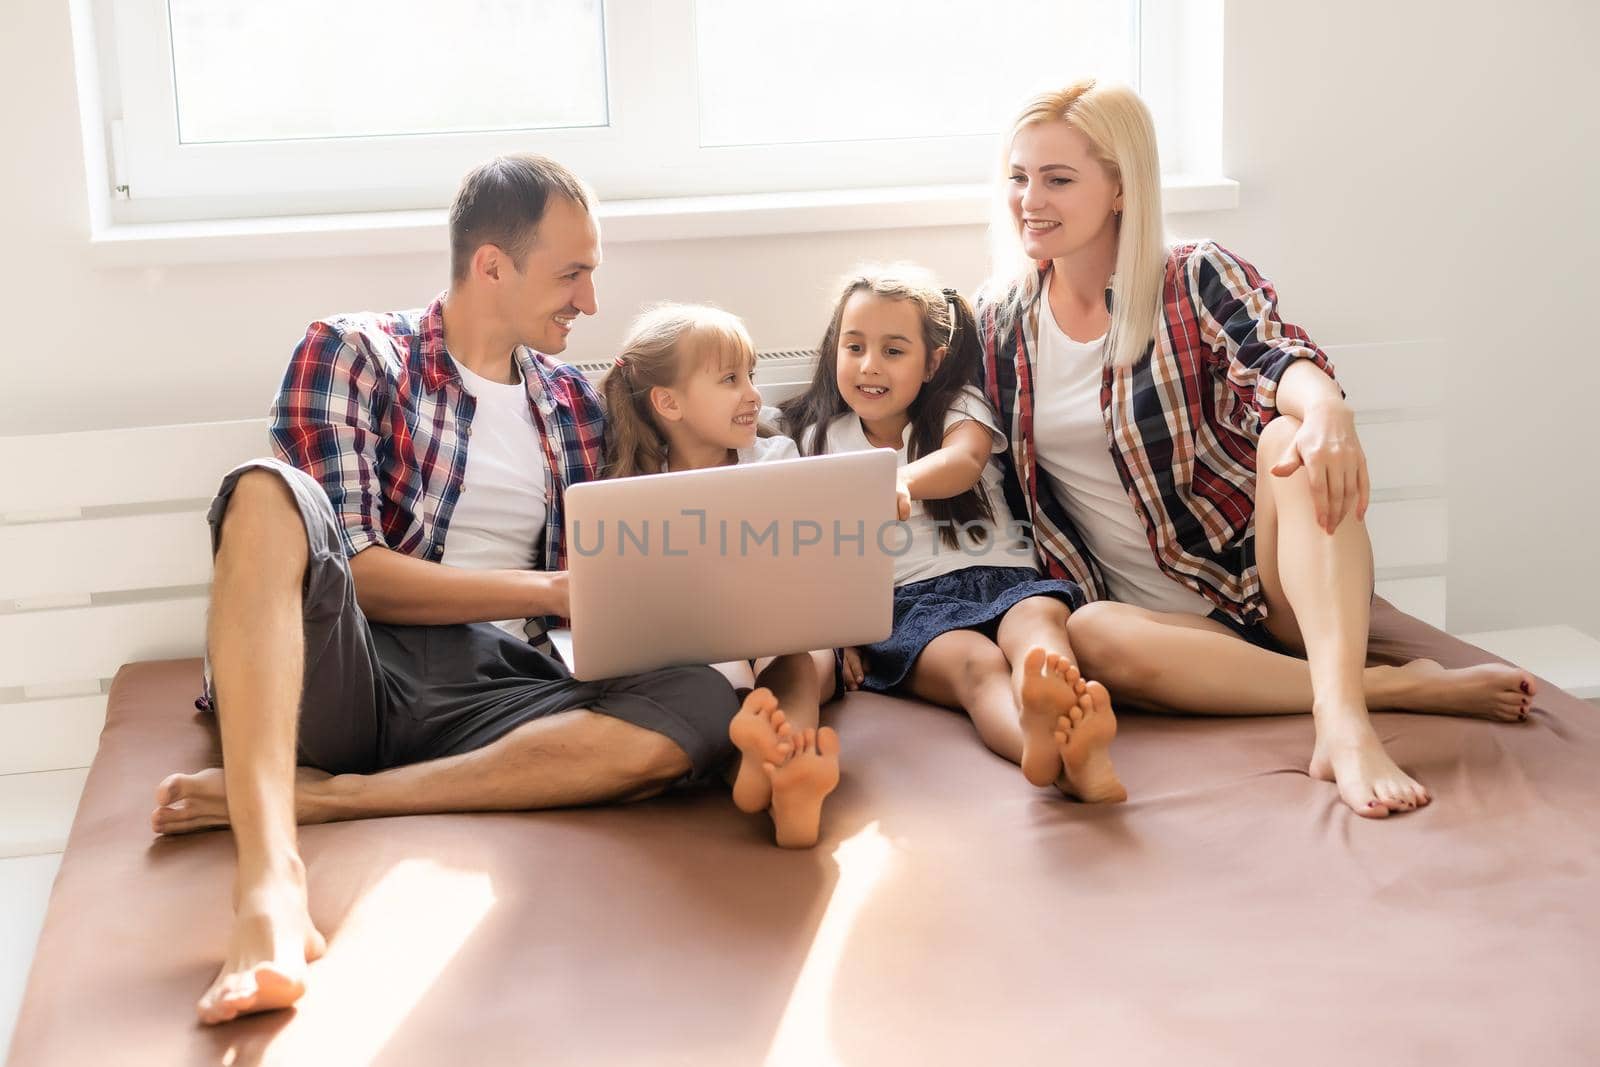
[260,859,496,1066]
[763,820,894,1067]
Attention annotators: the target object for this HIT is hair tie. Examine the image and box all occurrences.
[613,356,628,369]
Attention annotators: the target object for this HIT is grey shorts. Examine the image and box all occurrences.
[202,458,739,779]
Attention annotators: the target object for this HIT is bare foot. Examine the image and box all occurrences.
[1385,659,1536,722]
[1018,647,1084,787]
[1052,680,1128,803]
[197,871,327,1025]
[152,767,331,835]
[1309,724,1431,818]
[763,727,841,849]
[728,688,793,814]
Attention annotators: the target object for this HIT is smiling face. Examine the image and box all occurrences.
[834,291,943,442]
[658,330,763,455]
[1007,119,1122,264]
[496,194,601,355]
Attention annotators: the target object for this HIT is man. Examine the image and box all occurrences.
[150,155,741,1024]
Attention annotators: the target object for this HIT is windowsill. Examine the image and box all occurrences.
[86,176,1240,268]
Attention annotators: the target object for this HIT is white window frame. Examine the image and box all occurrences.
[75,0,1234,263]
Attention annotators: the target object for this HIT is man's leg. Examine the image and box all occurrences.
[195,469,326,1024]
[157,659,733,830]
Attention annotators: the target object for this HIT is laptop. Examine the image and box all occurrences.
[555,449,898,681]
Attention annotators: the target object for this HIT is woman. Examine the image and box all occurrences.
[976,79,1534,818]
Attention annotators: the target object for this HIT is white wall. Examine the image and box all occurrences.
[3,0,1595,637]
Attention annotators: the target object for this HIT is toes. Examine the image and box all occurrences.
[1060,661,1081,687]
[1023,647,1047,677]
[1084,680,1112,713]
[1375,783,1414,812]
[816,726,841,757]
[156,774,183,805]
[1344,785,1390,818]
[771,709,789,732]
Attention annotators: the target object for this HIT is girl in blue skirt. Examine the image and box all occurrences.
[781,267,1126,803]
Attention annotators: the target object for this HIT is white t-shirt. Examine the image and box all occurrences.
[662,408,800,471]
[1030,307,1213,616]
[818,386,1035,587]
[738,409,801,464]
[441,357,550,638]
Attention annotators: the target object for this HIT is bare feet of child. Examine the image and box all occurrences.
[197,864,327,1025]
[1018,647,1084,787]
[1053,679,1128,804]
[1309,720,1430,818]
[764,727,841,849]
[729,688,793,814]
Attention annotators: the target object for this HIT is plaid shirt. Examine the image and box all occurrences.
[978,241,1336,626]
[270,294,605,596]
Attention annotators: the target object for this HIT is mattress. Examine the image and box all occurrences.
[9,599,1598,1066]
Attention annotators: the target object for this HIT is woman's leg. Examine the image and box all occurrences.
[907,628,1125,802]
[1068,602,1533,720]
[1251,415,1423,817]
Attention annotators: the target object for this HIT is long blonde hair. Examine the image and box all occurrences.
[981,79,1168,370]
[599,304,756,479]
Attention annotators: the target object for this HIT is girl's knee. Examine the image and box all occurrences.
[959,642,1011,691]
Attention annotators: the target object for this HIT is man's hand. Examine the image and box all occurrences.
[1269,400,1370,534]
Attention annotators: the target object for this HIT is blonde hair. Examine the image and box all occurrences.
[599,303,756,479]
[981,79,1168,370]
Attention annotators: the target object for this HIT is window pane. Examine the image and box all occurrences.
[167,0,607,143]
[694,0,1136,148]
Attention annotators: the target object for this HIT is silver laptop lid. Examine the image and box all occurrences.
[563,450,897,681]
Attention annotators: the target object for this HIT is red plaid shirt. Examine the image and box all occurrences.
[978,242,1336,626]
[270,295,605,579]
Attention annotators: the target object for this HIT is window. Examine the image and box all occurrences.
[87,0,1223,226]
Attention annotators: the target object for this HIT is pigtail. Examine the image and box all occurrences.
[911,289,996,548]
[600,358,669,478]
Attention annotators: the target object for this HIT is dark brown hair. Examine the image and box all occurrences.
[449,154,592,282]
[779,266,995,549]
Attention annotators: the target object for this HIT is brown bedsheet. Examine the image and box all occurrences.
[9,600,1599,1066]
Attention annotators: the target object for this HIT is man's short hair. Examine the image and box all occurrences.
[448,155,592,282]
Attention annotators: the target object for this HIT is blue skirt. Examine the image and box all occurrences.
[860,566,1085,693]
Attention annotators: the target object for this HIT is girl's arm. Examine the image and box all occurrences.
[898,420,994,504]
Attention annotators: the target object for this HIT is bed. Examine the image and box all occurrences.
[7,598,1598,1066]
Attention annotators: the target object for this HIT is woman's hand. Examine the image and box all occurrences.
[894,473,913,521]
[1269,400,1370,533]
[841,647,867,691]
